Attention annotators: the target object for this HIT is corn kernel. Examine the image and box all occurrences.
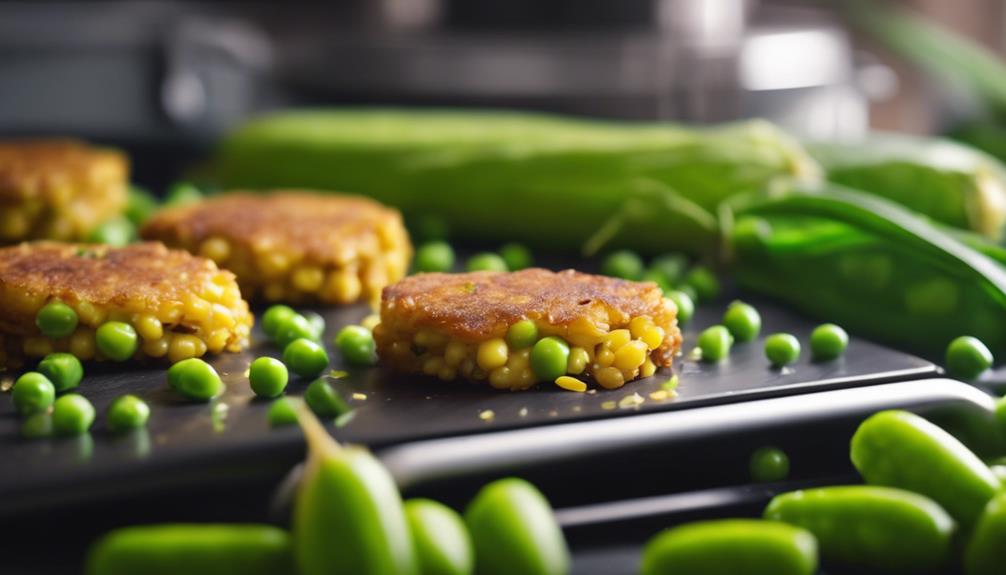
[477,338,509,371]
[201,281,225,303]
[567,347,589,374]
[168,334,202,363]
[555,376,587,392]
[134,314,164,341]
[211,304,236,329]
[437,366,457,381]
[641,326,665,350]
[596,347,615,368]
[489,366,512,390]
[74,300,106,326]
[629,316,654,339]
[515,369,536,390]
[614,340,648,372]
[199,237,231,263]
[445,340,469,367]
[292,265,325,293]
[263,283,285,301]
[23,337,53,357]
[361,314,381,331]
[422,357,444,376]
[70,330,96,360]
[507,348,531,372]
[258,251,291,278]
[595,366,625,390]
[184,296,212,322]
[207,329,231,352]
[324,271,362,303]
[606,329,632,351]
[158,301,183,324]
[640,358,657,378]
[460,358,476,377]
[415,330,448,349]
[0,209,30,239]
[142,337,169,358]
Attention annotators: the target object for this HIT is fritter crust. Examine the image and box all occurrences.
[0,139,126,202]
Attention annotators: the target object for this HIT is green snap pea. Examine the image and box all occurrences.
[249,357,289,398]
[966,492,1006,575]
[764,485,955,573]
[749,446,789,483]
[12,372,56,415]
[667,290,695,326]
[851,410,1001,528]
[335,325,378,366]
[466,252,508,272]
[697,325,733,362]
[500,243,533,271]
[87,217,136,247]
[683,266,720,302]
[96,321,139,362]
[601,250,644,280]
[505,320,539,350]
[267,397,299,427]
[86,523,294,575]
[765,333,801,367]
[106,395,151,433]
[465,478,570,575]
[21,412,52,439]
[304,379,349,418]
[167,358,223,402]
[810,323,848,361]
[641,519,817,575]
[530,337,570,382]
[261,305,297,339]
[946,335,994,380]
[723,301,761,342]
[275,314,318,348]
[294,408,418,575]
[37,352,84,392]
[35,302,79,338]
[405,499,474,575]
[164,181,203,206]
[283,339,329,378]
[415,242,456,273]
[125,185,159,226]
[52,393,95,436]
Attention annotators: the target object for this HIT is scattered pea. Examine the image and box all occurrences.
[601,250,644,280]
[697,325,733,362]
[35,302,79,338]
[723,301,761,342]
[283,339,329,378]
[667,290,695,326]
[414,241,456,273]
[500,243,533,271]
[13,372,56,415]
[87,217,136,247]
[164,181,203,206]
[946,335,993,380]
[335,325,378,366]
[261,305,297,339]
[304,378,349,418]
[106,394,150,432]
[37,352,84,392]
[750,446,790,482]
[466,252,508,272]
[303,311,326,340]
[52,393,96,436]
[810,323,848,361]
[125,185,159,226]
[530,337,570,382]
[167,358,223,401]
[96,321,139,362]
[641,269,673,294]
[684,266,720,302]
[21,412,52,439]
[249,357,289,398]
[649,253,689,286]
[765,333,801,367]
[676,284,698,304]
[405,498,475,575]
[505,319,539,349]
[267,397,299,427]
[275,314,317,348]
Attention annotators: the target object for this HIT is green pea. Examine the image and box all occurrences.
[304,378,349,418]
[12,372,56,415]
[267,397,299,427]
[164,181,203,206]
[600,250,643,280]
[35,302,79,338]
[414,242,456,273]
[530,337,570,382]
[500,243,533,271]
[648,253,688,286]
[125,185,159,226]
[667,290,695,326]
[505,320,539,350]
[946,335,994,380]
[405,498,474,575]
[52,393,96,436]
[96,321,139,362]
[641,269,673,295]
[37,352,84,392]
[107,394,151,432]
[810,323,848,361]
[283,339,329,378]
[304,311,326,340]
[335,325,378,366]
[465,478,570,575]
[765,333,800,367]
[697,325,733,362]
[851,410,1001,528]
[722,301,761,342]
[275,314,317,348]
[21,412,53,439]
[261,305,297,339]
[87,217,137,247]
[683,266,720,303]
[641,519,817,575]
[749,446,789,482]
[765,486,955,573]
[966,492,1006,575]
[675,284,698,304]
[167,358,223,402]
[466,253,508,272]
[249,357,289,398]
[86,524,294,575]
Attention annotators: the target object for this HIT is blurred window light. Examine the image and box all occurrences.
[741,29,849,91]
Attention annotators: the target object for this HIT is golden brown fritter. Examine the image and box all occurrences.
[375,268,682,390]
[141,191,411,305]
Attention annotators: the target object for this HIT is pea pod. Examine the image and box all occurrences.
[464,477,570,575]
[966,492,1006,575]
[405,498,474,575]
[850,410,1001,529]
[764,485,956,572]
[640,519,817,575]
[85,524,293,575]
[293,406,417,575]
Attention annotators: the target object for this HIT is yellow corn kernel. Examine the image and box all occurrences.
[444,340,469,367]
[555,376,587,392]
[23,337,53,357]
[201,281,225,303]
[0,209,29,239]
[70,330,96,360]
[221,286,242,306]
[460,358,476,377]
[324,270,362,304]
[595,366,626,390]
[292,266,325,293]
[596,347,615,368]
[415,330,448,349]
[73,300,106,326]
[422,356,444,376]
[168,334,202,363]
[9,288,45,314]
[488,366,513,390]
[207,329,231,352]
[640,358,657,378]
[477,338,509,371]
[199,237,231,263]
[629,316,654,339]
[258,251,291,278]
[515,368,536,390]
[361,314,381,331]
[613,340,648,372]
[263,283,285,301]
[134,314,164,341]
[211,304,236,329]
[108,310,132,323]
[641,326,665,350]
[183,296,212,322]
[606,329,632,351]
[142,337,169,358]
[567,347,589,374]
[389,341,412,361]
[437,366,457,381]
[157,301,183,324]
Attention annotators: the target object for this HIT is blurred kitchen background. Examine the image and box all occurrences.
[0,0,1002,185]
